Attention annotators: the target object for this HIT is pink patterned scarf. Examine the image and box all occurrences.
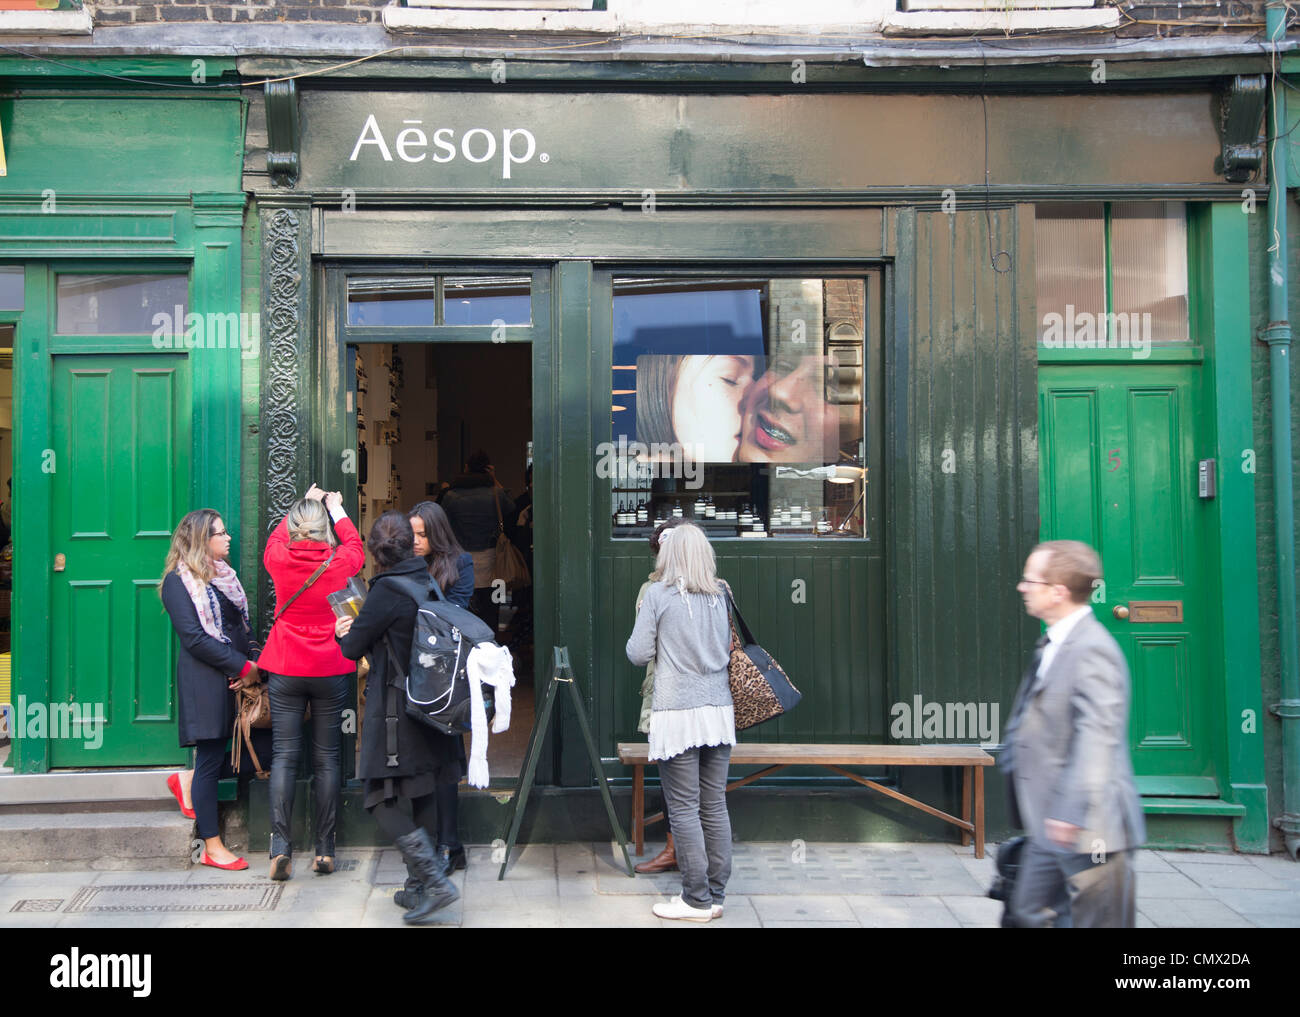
[175,559,250,643]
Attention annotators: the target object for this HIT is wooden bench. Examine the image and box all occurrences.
[617,742,996,858]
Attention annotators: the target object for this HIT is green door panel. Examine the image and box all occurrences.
[50,354,191,766]
[1039,363,1218,787]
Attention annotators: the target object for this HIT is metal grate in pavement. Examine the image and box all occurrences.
[65,883,283,913]
[11,898,63,912]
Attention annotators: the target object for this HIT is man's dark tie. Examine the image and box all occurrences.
[1000,635,1051,775]
[1024,634,1050,685]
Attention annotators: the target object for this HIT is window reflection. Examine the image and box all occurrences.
[610,277,867,538]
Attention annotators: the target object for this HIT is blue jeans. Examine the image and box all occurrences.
[268,672,351,858]
[658,744,733,909]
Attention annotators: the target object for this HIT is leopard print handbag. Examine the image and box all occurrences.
[724,586,802,730]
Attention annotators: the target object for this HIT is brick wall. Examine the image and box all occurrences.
[91,0,389,25]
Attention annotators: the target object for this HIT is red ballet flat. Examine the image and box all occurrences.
[166,772,196,820]
[199,852,248,871]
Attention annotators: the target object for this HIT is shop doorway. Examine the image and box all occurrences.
[350,340,535,779]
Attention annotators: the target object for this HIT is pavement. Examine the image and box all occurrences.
[2,840,1298,928]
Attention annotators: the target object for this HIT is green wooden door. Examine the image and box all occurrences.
[1039,362,1220,790]
[49,354,191,766]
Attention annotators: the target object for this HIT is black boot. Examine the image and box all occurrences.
[393,871,423,910]
[437,843,468,878]
[394,828,459,924]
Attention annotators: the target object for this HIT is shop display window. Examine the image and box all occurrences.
[609,276,868,539]
[55,273,188,335]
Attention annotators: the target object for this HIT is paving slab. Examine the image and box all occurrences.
[748,894,856,923]
[846,895,961,928]
[1168,862,1289,890]
[1137,898,1256,928]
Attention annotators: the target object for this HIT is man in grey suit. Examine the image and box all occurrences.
[1000,539,1146,928]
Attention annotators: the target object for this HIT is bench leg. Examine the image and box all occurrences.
[961,766,971,849]
[633,764,645,856]
[974,765,985,860]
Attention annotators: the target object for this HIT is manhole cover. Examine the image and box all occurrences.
[11,899,63,912]
[65,883,283,914]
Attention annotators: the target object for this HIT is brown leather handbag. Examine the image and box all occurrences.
[492,486,531,590]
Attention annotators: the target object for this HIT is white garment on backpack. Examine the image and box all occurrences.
[466,643,516,788]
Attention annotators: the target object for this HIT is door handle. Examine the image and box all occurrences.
[53,552,66,573]
[1113,604,1129,620]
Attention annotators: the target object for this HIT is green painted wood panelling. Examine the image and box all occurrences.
[317,209,886,261]
[1201,202,1268,850]
[0,97,244,197]
[893,206,1040,735]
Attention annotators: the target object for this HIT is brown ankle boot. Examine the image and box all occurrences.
[635,832,678,874]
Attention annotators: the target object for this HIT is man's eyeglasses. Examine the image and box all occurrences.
[1019,576,1055,586]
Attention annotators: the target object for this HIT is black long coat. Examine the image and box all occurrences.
[337,555,462,782]
[160,570,253,746]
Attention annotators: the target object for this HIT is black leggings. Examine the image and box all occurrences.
[369,788,460,849]
[192,730,272,841]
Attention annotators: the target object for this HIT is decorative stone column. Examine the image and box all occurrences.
[257,199,312,636]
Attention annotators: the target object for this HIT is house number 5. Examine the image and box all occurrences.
[1107,449,1122,472]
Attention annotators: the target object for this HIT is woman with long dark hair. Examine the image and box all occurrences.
[260,484,366,880]
[159,509,260,871]
[335,511,462,924]
[635,354,757,463]
[405,499,474,884]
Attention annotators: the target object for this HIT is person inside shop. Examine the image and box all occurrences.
[407,498,474,880]
[440,450,515,635]
[734,352,840,464]
[334,511,462,925]
[632,516,690,875]
[260,484,366,881]
[159,509,267,871]
[625,522,736,922]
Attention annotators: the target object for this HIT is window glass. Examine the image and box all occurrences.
[347,276,437,326]
[56,274,188,335]
[1111,201,1189,343]
[0,267,22,311]
[1035,203,1105,343]
[610,277,867,539]
[442,275,531,325]
[1036,201,1189,349]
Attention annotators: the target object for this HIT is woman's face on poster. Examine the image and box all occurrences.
[736,354,839,463]
[671,355,756,462]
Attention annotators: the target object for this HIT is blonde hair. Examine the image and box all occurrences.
[1033,539,1103,604]
[287,498,336,546]
[161,508,222,590]
[651,521,721,595]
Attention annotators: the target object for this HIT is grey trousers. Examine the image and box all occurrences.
[658,744,733,909]
[1009,837,1137,928]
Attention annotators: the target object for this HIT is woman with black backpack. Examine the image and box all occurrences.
[334,510,462,924]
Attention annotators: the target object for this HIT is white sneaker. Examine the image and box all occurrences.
[711,903,723,918]
[652,895,714,922]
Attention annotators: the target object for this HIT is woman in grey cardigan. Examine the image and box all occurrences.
[625,522,735,921]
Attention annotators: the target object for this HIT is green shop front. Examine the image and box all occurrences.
[1,60,249,785]
[242,69,1270,854]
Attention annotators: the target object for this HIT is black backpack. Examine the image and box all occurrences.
[382,574,496,746]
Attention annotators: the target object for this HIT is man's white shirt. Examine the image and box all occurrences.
[1037,603,1094,681]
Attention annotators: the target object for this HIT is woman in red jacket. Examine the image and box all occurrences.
[260,484,366,880]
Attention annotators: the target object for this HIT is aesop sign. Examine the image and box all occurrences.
[348,114,547,180]
[296,90,1221,193]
